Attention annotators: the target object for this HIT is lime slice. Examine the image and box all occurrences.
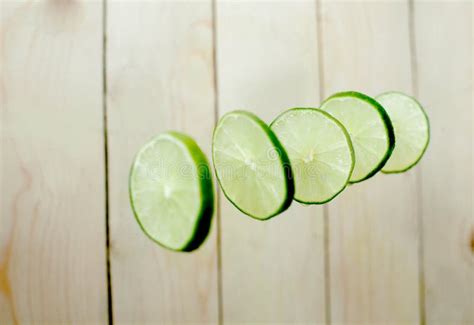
[129,132,214,252]
[321,91,395,183]
[212,110,294,220]
[271,108,354,204]
[376,91,430,173]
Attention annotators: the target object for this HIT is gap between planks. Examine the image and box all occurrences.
[101,0,113,324]
[315,0,332,324]
[211,1,224,324]
[408,0,427,323]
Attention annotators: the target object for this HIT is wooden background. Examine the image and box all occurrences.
[1,0,472,324]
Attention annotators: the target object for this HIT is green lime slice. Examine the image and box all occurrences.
[129,132,214,252]
[271,108,354,204]
[212,110,294,220]
[321,91,395,183]
[376,91,430,173]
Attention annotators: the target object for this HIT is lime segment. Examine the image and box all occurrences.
[212,110,294,220]
[271,108,354,204]
[129,132,214,251]
[376,91,430,173]
[321,91,395,183]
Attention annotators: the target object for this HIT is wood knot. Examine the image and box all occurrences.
[470,230,474,254]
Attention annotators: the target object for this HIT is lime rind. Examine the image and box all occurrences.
[321,91,395,183]
[376,91,430,174]
[129,131,214,252]
[270,108,354,204]
[212,110,294,220]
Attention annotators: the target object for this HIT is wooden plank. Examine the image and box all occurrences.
[106,1,219,323]
[0,1,108,323]
[413,1,473,323]
[319,1,421,323]
[215,1,326,322]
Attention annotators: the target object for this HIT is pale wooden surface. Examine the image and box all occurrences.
[107,0,219,323]
[319,1,421,322]
[414,2,473,323]
[0,0,472,324]
[0,1,108,323]
[215,1,326,322]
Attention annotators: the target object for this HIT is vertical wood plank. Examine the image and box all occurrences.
[0,1,108,323]
[319,1,421,323]
[413,1,473,323]
[107,1,219,323]
[216,1,326,322]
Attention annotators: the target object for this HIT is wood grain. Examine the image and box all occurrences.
[0,0,108,323]
[319,1,421,323]
[413,1,474,323]
[106,1,219,323]
[1,1,472,323]
[215,1,326,322]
